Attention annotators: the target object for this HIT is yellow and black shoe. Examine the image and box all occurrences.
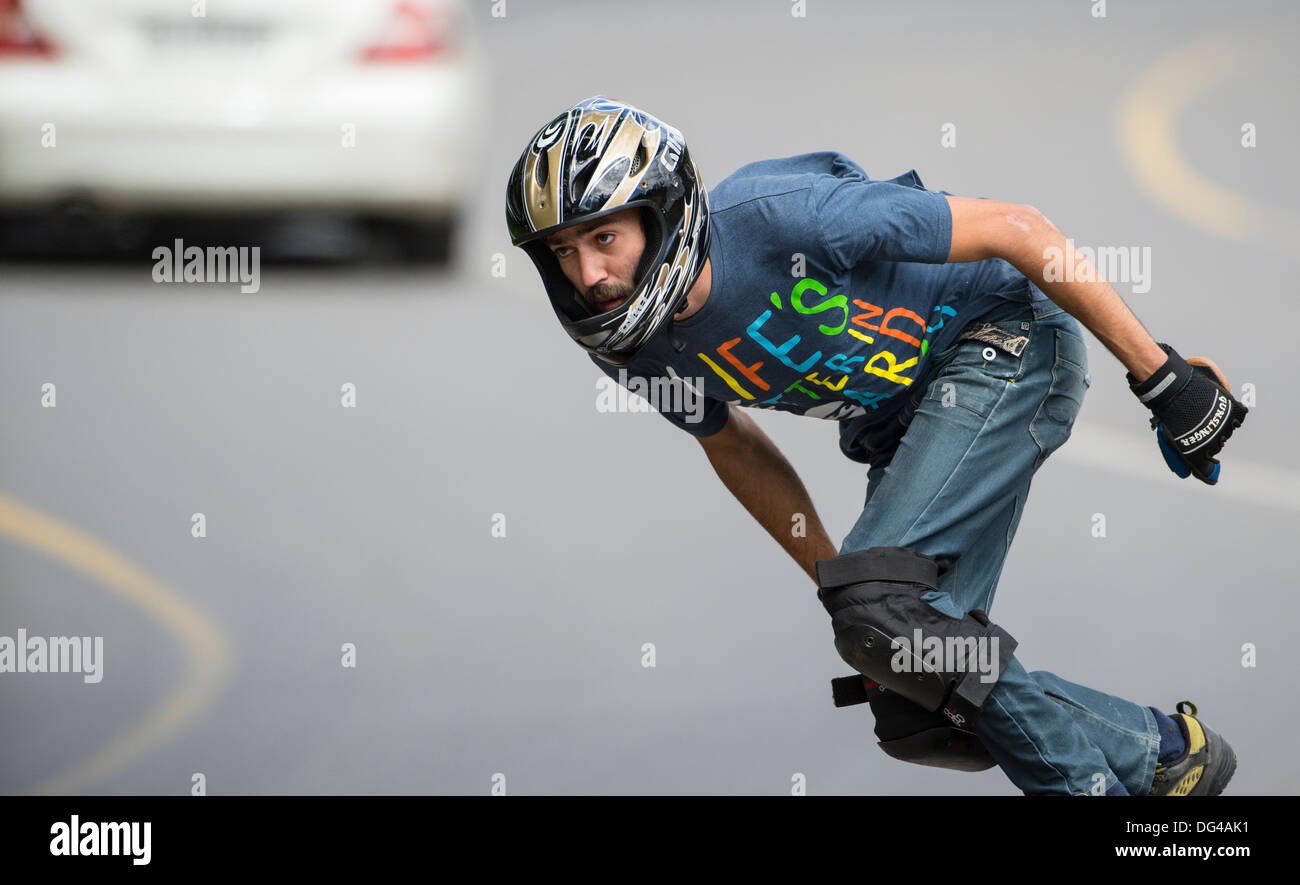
[1148,701,1237,796]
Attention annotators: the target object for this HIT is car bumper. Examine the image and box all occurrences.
[0,60,486,215]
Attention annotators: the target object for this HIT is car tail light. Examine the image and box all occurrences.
[0,0,54,58]
[360,1,457,63]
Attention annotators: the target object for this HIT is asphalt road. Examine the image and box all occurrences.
[2,0,1297,795]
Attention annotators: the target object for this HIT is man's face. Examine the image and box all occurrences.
[544,207,646,313]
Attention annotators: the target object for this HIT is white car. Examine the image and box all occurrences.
[0,0,487,260]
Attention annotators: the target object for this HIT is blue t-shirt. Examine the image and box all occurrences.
[590,151,1044,457]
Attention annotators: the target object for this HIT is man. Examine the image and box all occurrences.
[505,95,1247,796]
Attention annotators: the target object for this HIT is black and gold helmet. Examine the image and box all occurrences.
[505,95,711,366]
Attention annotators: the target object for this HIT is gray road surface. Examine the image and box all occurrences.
[2,0,1297,795]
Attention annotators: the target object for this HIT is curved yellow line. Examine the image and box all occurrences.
[1115,33,1299,249]
[0,493,232,795]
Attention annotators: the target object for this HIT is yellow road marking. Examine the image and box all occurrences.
[1116,33,1300,250]
[0,493,232,795]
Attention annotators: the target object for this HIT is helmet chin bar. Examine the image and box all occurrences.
[567,289,640,338]
[576,327,613,349]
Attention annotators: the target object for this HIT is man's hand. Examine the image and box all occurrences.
[1126,346,1248,485]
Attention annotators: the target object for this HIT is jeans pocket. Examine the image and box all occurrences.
[1029,330,1089,465]
[925,320,1033,419]
[945,334,1027,382]
[945,307,1034,378]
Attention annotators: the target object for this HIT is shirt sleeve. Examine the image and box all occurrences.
[812,170,954,269]
[590,353,730,438]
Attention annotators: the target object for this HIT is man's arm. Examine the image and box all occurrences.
[697,405,839,585]
[944,195,1168,383]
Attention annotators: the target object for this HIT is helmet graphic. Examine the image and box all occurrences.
[505,95,711,365]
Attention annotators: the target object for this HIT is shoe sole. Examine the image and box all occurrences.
[1202,729,1237,796]
[1184,718,1237,796]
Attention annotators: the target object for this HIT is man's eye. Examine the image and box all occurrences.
[596,232,615,244]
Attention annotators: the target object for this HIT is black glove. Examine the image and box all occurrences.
[1126,344,1248,485]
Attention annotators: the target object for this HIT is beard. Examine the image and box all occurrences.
[588,281,635,312]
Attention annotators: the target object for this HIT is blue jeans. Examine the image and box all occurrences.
[839,295,1162,795]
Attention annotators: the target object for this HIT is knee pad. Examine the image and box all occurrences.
[817,546,1017,732]
[832,675,995,772]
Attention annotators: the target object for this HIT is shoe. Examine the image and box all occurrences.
[1148,701,1237,796]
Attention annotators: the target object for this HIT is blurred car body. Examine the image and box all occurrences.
[0,0,487,260]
